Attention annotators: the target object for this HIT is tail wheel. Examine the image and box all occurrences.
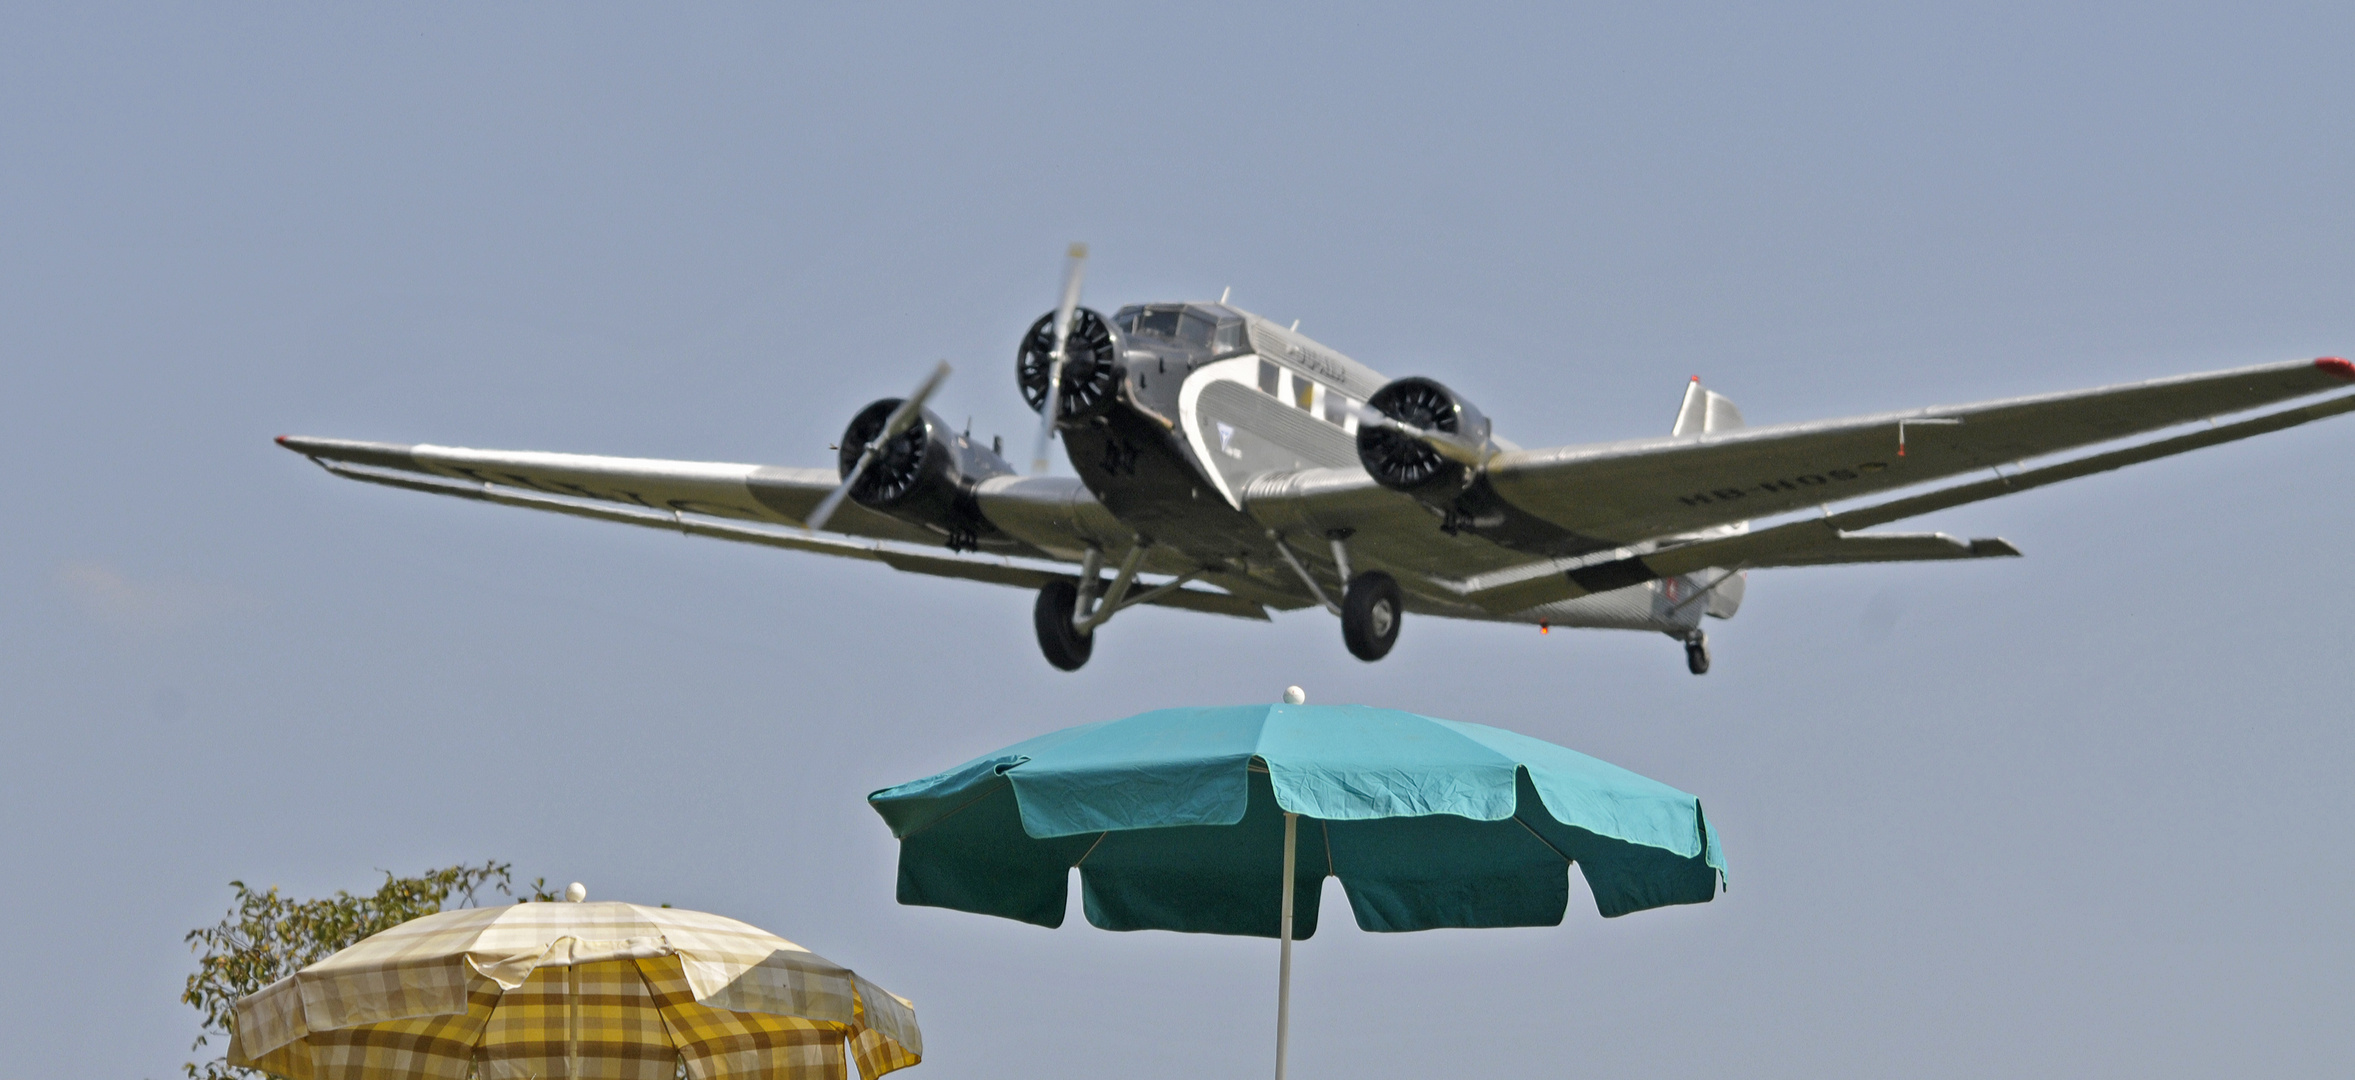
[1341,571,1403,662]
[1034,579,1094,671]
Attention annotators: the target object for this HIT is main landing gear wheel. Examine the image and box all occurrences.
[1034,579,1093,671]
[1683,631,1711,676]
[1341,570,1403,662]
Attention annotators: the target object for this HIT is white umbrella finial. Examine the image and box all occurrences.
[1282,686,1306,705]
[565,882,587,903]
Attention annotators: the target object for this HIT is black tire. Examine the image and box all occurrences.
[1034,579,1094,671]
[1684,635,1711,676]
[1341,571,1403,662]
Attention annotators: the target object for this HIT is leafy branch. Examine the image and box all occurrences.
[180,861,557,1080]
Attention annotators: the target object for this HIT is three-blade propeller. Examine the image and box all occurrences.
[1343,399,1491,467]
[805,360,952,534]
[1030,242,1090,474]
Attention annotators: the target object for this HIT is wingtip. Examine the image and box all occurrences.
[2317,357,2354,380]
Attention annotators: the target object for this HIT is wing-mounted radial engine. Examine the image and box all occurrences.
[1355,377,1494,502]
[833,396,1014,552]
[1354,375,1594,555]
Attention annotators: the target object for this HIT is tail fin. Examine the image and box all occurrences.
[1673,379,1749,620]
[1671,378,1745,436]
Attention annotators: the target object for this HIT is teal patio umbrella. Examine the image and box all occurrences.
[868,692,1726,1078]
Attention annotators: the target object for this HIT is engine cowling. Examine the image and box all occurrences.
[838,398,1009,550]
[1016,307,1123,423]
[1355,376,1493,500]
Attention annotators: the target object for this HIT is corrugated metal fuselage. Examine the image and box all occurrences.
[1040,302,1730,634]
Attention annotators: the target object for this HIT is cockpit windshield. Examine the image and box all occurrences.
[1116,304,1249,357]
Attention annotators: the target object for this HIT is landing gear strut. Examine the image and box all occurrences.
[1682,630,1711,676]
[1342,571,1403,662]
[1032,542,1187,671]
[1034,579,1093,671]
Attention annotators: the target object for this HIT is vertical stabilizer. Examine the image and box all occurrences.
[1671,378,1745,436]
[1671,379,1749,621]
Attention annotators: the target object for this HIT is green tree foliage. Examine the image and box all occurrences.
[181,861,558,1080]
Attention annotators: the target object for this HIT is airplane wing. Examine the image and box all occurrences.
[1486,357,2355,544]
[279,436,960,546]
[1461,382,2355,611]
[277,436,1271,620]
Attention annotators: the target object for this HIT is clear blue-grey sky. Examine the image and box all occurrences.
[4,4,2350,1078]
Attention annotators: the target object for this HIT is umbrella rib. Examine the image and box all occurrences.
[1511,814,1574,865]
[1070,831,1110,868]
[1320,819,1335,878]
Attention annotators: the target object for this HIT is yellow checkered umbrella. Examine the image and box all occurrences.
[225,893,922,1080]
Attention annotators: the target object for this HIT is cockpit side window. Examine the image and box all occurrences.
[1212,320,1247,356]
[1124,307,1181,339]
[1118,305,1228,351]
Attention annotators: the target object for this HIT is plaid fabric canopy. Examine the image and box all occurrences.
[227,901,921,1080]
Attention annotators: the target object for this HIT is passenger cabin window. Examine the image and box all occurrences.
[1259,359,1281,396]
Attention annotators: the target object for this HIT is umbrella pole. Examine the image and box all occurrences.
[1276,811,1296,1080]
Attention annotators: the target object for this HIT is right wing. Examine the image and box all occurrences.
[1461,384,2355,611]
[1486,357,2355,544]
[277,436,1271,621]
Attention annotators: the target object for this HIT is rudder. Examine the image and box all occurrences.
[1671,378,1745,436]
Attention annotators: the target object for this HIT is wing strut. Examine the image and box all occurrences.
[1265,531,1343,615]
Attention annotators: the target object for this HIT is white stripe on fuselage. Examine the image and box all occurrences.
[1177,356,1262,508]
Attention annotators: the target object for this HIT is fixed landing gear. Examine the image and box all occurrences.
[1682,631,1711,676]
[1342,571,1403,662]
[1033,542,1184,671]
[1034,579,1093,671]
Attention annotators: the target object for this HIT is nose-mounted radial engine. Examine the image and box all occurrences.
[1016,243,1130,479]
[1017,307,1122,426]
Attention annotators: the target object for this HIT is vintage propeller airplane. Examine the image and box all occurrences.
[278,245,2355,672]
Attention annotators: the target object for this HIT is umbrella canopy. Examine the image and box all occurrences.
[227,899,921,1080]
[868,702,1726,936]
